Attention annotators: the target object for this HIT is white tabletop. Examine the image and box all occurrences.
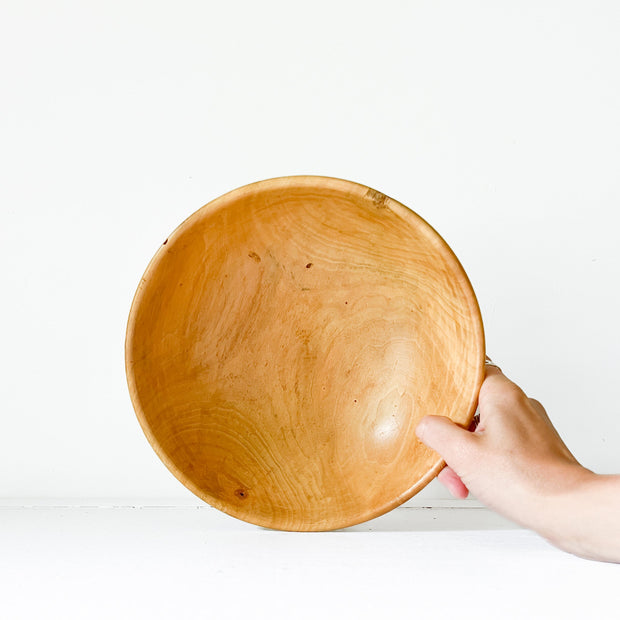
[1,503,617,620]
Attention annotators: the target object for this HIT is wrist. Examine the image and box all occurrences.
[534,465,600,555]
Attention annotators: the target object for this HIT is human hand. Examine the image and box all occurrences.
[415,360,591,535]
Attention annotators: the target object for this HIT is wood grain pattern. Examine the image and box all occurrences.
[125,176,485,531]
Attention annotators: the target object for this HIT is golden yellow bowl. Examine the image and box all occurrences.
[125,176,484,531]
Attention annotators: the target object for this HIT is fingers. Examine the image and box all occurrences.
[480,356,510,398]
[484,363,503,378]
[438,466,470,499]
[478,358,527,413]
[485,355,502,372]
[416,415,477,471]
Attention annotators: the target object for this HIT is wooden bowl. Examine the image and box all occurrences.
[125,176,485,531]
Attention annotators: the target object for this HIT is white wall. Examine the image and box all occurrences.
[1,0,619,502]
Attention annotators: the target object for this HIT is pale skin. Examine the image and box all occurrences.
[415,362,620,563]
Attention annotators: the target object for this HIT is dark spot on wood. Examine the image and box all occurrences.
[248,251,261,263]
[354,399,357,403]
[306,263,313,268]
[235,488,248,499]
[163,238,168,245]
[301,287,311,291]
[365,188,388,208]
[345,301,348,304]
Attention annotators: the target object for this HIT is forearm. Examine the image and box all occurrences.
[537,470,620,563]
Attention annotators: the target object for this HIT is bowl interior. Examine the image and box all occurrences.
[126,177,484,530]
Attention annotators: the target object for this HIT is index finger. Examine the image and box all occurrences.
[484,355,503,376]
[479,357,526,410]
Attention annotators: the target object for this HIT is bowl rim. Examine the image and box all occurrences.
[125,175,486,531]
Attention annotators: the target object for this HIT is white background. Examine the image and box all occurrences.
[1,0,619,503]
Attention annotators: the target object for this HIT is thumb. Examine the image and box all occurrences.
[415,415,477,470]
